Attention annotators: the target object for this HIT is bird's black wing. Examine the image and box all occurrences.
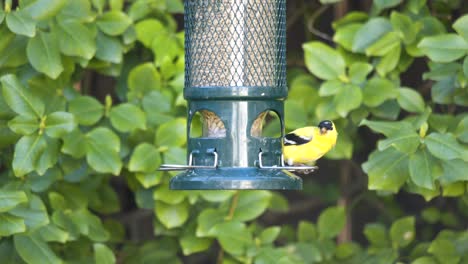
[283,133,312,146]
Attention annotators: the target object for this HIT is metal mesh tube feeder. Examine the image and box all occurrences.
[160,0,315,190]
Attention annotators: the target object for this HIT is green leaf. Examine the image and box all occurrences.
[319,80,341,96]
[0,190,28,212]
[406,0,427,14]
[333,23,361,51]
[69,96,104,126]
[57,19,96,60]
[334,84,362,117]
[317,206,345,239]
[1,74,45,117]
[255,248,296,264]
[428,239,460,264]
[352,18,392,53]
[376,44,401,76]
[362,77,398,107]
[303,41,346,80]
[36,138,60,176]
[349,62,373,84]
[440,159,468,183]
[418,34,468,63]
[425,133,467,161]
[298,221,317,242]
[259,226,281,244]
[374,0,402,9]
[0,10,4,24]
[6,11,36,37]
[364,223,389,247]
[365,31,400,56]
[0,239,23,263]
[372,99,399,122]
[360,119,413,137]
[153,184,185,205]
[390,216,415,248]
[135,19,165,48]
[199,191,235,202]
[95,32,123,64]
[30,168,61,193]
[211,221,253,256]
[82,211,110,242]
[332,11,368,29]
[155,201,189,229]
[8,115,39,135]
[431,77,456,104]
[142,90,172,114]
[162,147,185,171]
[136,172,163,188]
[319,0,342,3]
[409,148,437,189]
[411,257,438,264]
[0,213,26,236]
[109,103,146,132]
[94,243,116,264]
[37,224,69,243]
[23,0,67,21]
[97,11,132,36]
[397,87,425,113]
[377,129,420,153]
[128,143,160,173]
[179,235,212,256]
[86,127,122,175]
[453,14,468,42]
[12,134,47,177]
[464,57,468,79]
[196,208,225,237]
[442,182,465,196]
[109,0,123,10]
[127,62,162,100]
[45,112,76,138]
[391,11,418,44]
[10,195,49,230]
[455,115,468,143]
[231,191,272,222]
[27,31,63,79]
[363,148,410,192]
[155,118,186,147]
[287,100,312,128]
[61,129,87,158]
[58,0,94,23]
[0,34,28,68]
[371,100,399,122]
[14,234,61,264]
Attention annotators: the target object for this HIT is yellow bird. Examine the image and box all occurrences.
[282,120,338,166]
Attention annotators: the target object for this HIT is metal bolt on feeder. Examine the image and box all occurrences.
[159,0,316,190]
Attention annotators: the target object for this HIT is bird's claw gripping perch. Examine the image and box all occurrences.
[257,151,318,173]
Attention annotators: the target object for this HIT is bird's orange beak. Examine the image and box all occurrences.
[320,127,327,134]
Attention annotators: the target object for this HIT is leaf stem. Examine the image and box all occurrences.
[226,191,240,220]
[216,250,224,264]
[307,5,333,42]
[4,0,11,12]
[216,191,240,264]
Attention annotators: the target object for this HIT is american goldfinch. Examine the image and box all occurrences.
[283,120,338,166]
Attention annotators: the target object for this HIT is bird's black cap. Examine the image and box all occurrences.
[318,120,333,130]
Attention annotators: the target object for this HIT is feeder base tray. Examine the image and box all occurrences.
[170,168,302,190]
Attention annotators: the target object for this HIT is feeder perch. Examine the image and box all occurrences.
[160,0,316,190]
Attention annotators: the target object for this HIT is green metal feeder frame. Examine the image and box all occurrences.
[160,0,316,190]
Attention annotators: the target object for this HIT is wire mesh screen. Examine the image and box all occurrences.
[185,0,286,88]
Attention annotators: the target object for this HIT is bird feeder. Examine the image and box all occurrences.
[160,0,315,190]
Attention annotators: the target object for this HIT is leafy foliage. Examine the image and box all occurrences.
[0,0,466,263]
